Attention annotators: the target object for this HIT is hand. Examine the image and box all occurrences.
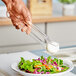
[2,0,32,34]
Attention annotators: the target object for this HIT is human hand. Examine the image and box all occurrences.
[2,0,32,34]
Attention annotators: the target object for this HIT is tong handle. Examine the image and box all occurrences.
[29,22,51,43]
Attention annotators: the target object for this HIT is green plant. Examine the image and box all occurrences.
[59,0,76,4]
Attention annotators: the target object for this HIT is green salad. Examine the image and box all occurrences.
[18,56,69,74]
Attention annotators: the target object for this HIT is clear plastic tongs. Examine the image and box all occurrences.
[29,22,50,44]
[28,22,59,54]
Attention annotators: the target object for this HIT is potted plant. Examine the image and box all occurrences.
[59,0,76,16]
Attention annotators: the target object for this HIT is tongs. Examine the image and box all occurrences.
[29,23,50,44]
[28,22,59,54]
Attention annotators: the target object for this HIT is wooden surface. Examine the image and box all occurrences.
[32,16,76,23]
[0,18,11,26]
[0,16,76,26]
[28,0,52,16]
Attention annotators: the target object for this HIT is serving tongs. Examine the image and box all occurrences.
[28,22,59,54]
[29,22,50,44]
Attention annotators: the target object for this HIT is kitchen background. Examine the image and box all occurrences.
[0,0,76,53]
[0,0,60,5]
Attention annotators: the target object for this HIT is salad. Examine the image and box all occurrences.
[18,56,69,74]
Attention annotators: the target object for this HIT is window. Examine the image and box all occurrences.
[0,0,5,6]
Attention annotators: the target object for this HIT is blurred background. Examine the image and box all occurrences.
[0,0,76,53]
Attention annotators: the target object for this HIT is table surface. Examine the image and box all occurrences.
[0,49,76,76]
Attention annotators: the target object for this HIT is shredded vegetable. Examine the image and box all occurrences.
[18,56,69,74]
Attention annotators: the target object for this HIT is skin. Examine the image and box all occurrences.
[2,0,32,34]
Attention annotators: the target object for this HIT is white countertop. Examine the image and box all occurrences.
[0,51,39,76]
[0,49,76,76]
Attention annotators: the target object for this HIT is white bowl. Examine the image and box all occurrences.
[11,59,74,76]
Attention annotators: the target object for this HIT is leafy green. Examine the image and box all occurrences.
[59,59,63,65]
[60,65,67,67]
[40,56,44,60]
[37,66,46,72]
[61,66,69,72]
[50,67,57,73]
[53,58,58,64]
[18,57,25,69]
[57,59,63,66]
[59,0,76,4]
[18,57,35,72]
[32,60,42,66]
[46,56,51,64]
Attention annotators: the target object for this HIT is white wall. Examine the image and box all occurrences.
[0,23,45,53]
[47,21,76,47]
